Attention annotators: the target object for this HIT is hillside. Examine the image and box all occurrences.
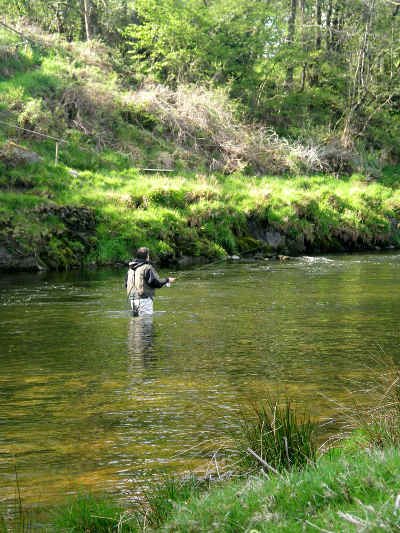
[1,23,400,271]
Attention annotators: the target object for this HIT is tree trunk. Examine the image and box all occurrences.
[316,0,322,50]
[342,0,376,146]
[83,0,91,41]
[326,0,333,50]
[285,0,297,87]
[310,0,322,86]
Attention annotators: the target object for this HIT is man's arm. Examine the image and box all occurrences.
[145,266,169,288]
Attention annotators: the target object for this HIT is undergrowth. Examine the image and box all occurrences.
[0,24,392,178]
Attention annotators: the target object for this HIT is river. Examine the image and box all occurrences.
[1,252,399,511]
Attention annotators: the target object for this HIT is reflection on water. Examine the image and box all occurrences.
[0,252,400,510]
[127,316,154,377]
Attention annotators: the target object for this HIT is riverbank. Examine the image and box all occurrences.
[1,27,400,272]
[1,163,400,272]
[6,447,400,532]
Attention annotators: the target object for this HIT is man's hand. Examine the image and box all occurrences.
[168,277,176,283]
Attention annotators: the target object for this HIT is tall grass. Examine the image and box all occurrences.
[231,397,317,474]
[333,356,400,450]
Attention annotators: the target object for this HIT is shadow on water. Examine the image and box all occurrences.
[0,251,400,510]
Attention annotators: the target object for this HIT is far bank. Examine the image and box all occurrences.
[1,163,400,272]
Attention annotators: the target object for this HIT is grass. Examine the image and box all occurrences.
[159,446,400,532]
[231,397,317,475]
[1,157,400,269]
[52,492,137,533]
[34,447,400,532]
[136,474,212,530]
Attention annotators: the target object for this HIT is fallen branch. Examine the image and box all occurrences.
[0,20,35,45]
[246,448,283,479]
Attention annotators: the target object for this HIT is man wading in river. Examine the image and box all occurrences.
[125,247,175,316]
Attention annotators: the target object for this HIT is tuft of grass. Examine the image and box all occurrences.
[137,474,211,529]
[231,397,317,474]
[52,492,137,533]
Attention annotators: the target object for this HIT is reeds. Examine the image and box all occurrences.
[231,397,317,475]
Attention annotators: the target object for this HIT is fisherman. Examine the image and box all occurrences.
[125,246,175,316]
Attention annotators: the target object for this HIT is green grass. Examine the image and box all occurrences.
[137,474,212,530]
[52,492,137,533]
[160,447,400,532]
[232,398,317,474]
[1,158,400,268]
[45,446,400,532]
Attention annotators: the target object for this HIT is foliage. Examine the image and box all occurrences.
[121,0,400,159]
[2,0,400,158]
[125,0,271,87]
[0,0,136,44]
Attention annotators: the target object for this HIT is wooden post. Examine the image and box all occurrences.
[55,142,59,165]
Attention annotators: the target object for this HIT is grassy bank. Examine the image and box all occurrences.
[2,161,400,270]
[4,445,400,532]
[158,447,400,532]
[1,27,400,270]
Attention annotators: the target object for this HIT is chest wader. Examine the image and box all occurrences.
[126,265,153,316]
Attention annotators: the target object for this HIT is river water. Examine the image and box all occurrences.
[1,252,400,510]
